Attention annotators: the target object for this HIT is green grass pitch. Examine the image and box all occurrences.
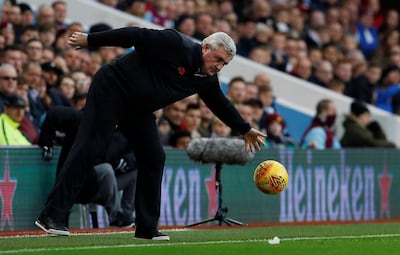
[1,222,399,255]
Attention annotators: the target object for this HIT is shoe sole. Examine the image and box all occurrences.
[134,236,170,241]
[35,220,70,236]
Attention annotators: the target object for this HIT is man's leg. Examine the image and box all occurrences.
[36,67,120,235]
[91,163,123,223]
[116,170,137,226]
[120,113,169,240]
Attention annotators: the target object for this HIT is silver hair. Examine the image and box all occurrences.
[202,32,236,58]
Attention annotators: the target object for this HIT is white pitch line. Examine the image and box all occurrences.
[0,233,399,254]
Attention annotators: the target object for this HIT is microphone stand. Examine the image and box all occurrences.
[186,163,245,227]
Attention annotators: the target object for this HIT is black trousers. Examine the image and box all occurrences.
[41,66,165,229]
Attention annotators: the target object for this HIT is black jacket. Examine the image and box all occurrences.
[88,27,251,135]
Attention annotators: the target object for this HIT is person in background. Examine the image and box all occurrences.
[264,113,297,149]
[375,65,400,113]
[210,117,231,138]
[340,101,396,148]
[301,99,341,149]
[0,93,31,145]
[168,130,191,149]
[179,103,202,139]
[0,63,18,111]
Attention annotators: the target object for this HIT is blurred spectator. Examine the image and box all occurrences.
[248,46,271,66]
[0,64,18,112]
[236,17,257,57]
[244,82,259,101]
[41,61,63,88]
[254,72,271,87]
[269,32,291,72]
[0,45,24,74]
[309,60,334,87]
[41,46,55,63]
[250,0,274,25]
[19,3,34,26]
[158,101,187,145]
[63,47,81,72]
[264,113,297,149]
[243,98,265,131]
[71,92,87,111]
[16,77,38,143]
[25,38,43,63]
[52,1,69,31]
[125,0,147,18]
[168,130,191,149]
[36,5,55,27]
[0,93,31,145]
[174,14,195,37]
[0,21,15,46]
[304,9,326,48]
[236,103,259,130]
[326,78,345,94]
[258,83,276,115]
[387,45,400,68]
[193,12,214,40]
[301,99,341,149]
[226,76,246,105]
[179,103,202,139]
[291,57,313,81]
[346,62,381,103]
[355,8,379,59]
[378,9,399,36]
[308,47,323,70]
[198,99,214,138]
[334,59,354,93]
[340,100,396,148]
[38,23,57,48]
[375,65,400,113]
[328,22,344,47]
[371,29,399,67]
[322,43,341,66]
[19,25,39,45]
[210,117,231,138]
[148,0,173,28]
[57,74,76,103]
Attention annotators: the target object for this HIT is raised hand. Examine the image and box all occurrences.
[67,31,88,50]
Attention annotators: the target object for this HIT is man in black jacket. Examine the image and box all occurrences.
[35,27,266,240]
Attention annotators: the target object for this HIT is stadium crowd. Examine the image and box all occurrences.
[0,0,398,150]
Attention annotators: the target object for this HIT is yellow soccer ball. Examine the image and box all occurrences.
[253,160,289,194]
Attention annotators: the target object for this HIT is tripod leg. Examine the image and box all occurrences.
[186,217,217,227]
[225,217,245,226]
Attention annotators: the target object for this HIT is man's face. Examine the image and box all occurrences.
[0,67,17,95]
[201,44,231,76]
[4,106,25,123]
[165,102,186,126]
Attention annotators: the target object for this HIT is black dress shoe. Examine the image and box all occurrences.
[134,227,169,241]
[35,215,70,236]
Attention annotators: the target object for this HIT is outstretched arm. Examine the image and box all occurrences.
[68,27,182,51]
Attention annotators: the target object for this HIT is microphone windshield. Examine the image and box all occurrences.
[186,138,255,165]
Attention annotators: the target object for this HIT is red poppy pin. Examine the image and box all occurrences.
[178,67,185,76]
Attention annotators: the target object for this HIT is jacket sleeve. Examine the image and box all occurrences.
[38,106,81,147]
[198,80,251,135]
[87,27,182,52]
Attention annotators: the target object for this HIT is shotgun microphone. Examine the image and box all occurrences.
[186,137,254,165]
